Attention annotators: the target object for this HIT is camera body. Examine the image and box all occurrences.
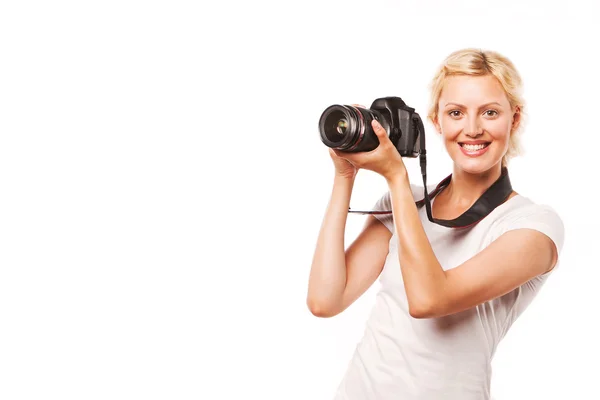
[318,96,423,157]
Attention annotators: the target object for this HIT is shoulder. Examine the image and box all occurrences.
[493,197,565,257]
[373,183,435,210]
[372,183,436,232]
[410,183,438,202]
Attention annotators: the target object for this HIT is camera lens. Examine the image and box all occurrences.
[319,106,362,150]
[336,119,348,135]
[322,109,352,143]
[319,104,384,152]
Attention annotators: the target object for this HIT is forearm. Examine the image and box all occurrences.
[307,175,355,308]
[387,174,446,314]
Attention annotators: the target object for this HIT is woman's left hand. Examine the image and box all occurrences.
[333,119,407,182]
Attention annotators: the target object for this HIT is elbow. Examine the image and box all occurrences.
[408,299,438,319]
[306,298,340,318]
[409,305,433,319]
[407,286,448,319]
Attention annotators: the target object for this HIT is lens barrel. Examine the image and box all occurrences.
[318,105,383,152]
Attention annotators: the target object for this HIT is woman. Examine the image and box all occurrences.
[307,48,565,399]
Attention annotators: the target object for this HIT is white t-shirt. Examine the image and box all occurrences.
[333,183,565,400]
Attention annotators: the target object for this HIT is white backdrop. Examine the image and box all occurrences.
[1,1,599,399]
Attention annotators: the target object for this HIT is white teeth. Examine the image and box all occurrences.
[461,143,488,151]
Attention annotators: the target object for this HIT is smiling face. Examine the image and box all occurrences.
[433,74,520,174]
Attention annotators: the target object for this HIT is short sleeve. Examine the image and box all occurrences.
[499,204,565,271]
[372,191,394,232]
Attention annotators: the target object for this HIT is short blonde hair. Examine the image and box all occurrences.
[427,48,525,167]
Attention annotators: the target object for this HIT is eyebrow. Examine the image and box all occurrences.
[444,102,503,109]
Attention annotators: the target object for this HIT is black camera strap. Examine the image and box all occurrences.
[348,167,513,229]
[416,166,513,228]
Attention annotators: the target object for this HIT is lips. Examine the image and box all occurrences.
[458,142,491,157]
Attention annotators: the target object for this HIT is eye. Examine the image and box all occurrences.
[484,109,498,117]
[448,110,462,118]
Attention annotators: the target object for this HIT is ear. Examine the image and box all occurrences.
[511,106,521,132]
[432,116,442,135]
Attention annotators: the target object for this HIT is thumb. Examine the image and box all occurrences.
[371,119,388,140]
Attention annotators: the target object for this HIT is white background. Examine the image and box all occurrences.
[1,0,598,399]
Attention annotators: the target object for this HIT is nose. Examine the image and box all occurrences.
[466,115,483,137]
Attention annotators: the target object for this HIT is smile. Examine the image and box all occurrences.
[458,142,491,157]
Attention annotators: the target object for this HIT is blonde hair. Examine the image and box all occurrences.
[427,48,526,167]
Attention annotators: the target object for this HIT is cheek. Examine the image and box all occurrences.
[439,118,461,137]
[486,119,512,140]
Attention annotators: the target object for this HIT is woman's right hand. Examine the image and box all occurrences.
[329,148,358,179]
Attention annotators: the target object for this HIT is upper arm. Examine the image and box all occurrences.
[337,215,392,314]
[419,204,565,319]
[429,228,558,318]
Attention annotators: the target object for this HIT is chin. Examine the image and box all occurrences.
[456,162,497,175]
[452,154,504,175]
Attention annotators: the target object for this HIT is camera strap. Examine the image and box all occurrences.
[416,166,513,228]
[348,166,513,229]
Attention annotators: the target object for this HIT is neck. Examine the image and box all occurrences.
[443,163,504,207]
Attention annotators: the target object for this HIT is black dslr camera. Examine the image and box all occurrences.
[318,96,424,157]
[317,96,433,220]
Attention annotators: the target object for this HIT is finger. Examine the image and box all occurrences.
[372,119,388,140]
[328,148,338,158]
[332,148,347,158]
[333,148,355,162]
[331,148,352,161]
[351,104,367,109]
